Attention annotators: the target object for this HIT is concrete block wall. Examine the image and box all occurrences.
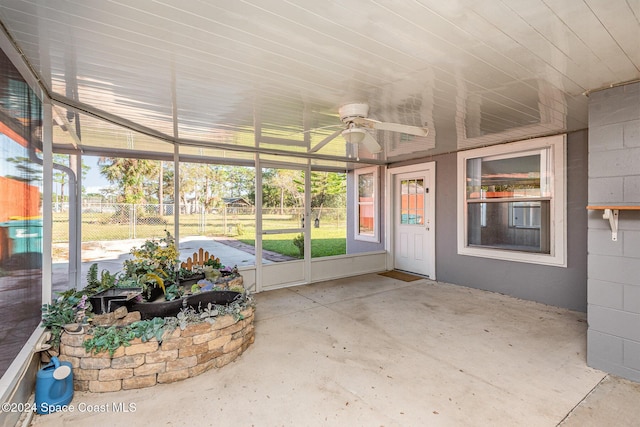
[587,82,640,382]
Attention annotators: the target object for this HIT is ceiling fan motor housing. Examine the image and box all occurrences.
[339,103,370,123]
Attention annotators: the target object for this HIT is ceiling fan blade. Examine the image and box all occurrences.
[360,132,382,154]
[352,117,429,137]
[308,128,343,153]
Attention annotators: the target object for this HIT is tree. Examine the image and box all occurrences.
[176,163,197,213]
[310,172,346,217]
[178,163,229,213]
[264,169,303,213]
[98,157,158,204]
[52,155,68,202]
[161,168,175,203]
[52,154,90,202]
[199,165,228,211]
[225,167,255,200]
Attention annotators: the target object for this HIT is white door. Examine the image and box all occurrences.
[257,162,310,291]
[393,165,435,278]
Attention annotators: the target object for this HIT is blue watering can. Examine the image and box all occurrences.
[35,356,74,414]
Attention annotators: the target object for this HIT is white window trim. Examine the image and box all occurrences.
[354,166,380,243]
[456,135,567,267]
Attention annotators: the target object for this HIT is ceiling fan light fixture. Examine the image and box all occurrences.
[361,135,382,154]
[341,127,366,144]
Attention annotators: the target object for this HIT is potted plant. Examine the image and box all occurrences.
[41,292,93,348]
[177,267,205,287]
[117,231,180,301]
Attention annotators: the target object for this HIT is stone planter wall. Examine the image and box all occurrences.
[57,307,254,392]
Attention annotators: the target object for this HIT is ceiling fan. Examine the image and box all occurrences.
[308,103,429,155]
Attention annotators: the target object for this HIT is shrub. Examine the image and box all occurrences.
[292,233,304,257]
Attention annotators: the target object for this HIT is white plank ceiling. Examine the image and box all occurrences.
[1,0,639,166]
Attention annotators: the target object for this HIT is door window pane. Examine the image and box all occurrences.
[400,179,424,225]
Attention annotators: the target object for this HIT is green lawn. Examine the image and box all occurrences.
[237,227,346,258]
[53,211,346,259]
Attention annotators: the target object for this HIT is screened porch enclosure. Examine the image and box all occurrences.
[50,109,376,298]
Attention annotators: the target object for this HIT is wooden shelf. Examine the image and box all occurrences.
[586,205,640,241]
[587,205,640,210]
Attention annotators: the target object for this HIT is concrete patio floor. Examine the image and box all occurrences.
[30,273,640,426]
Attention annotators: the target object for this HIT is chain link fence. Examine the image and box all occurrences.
[52,203,347,266]
[52,203,347,244]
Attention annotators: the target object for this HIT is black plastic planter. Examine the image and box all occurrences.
[89,288,142,314]
[128,290,242,320]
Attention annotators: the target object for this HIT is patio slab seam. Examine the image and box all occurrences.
[557,374,609,425]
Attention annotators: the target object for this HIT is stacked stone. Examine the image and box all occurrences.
[215,274,243,289]
[58,307,255,392]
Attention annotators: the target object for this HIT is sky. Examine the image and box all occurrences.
[82,156,109,193]
[83,156,109,194]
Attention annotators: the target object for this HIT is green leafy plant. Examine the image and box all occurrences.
[293,233,304,257]
[83,325,136,356]
[42,293,93,348]
[176,308,201,330]
[130,317,168,342]
[78,288,255,355]
[199,303,219,324]
[203,256,223,269]
[85,263,119,294]
[196,290,254,322]
[87,263,99,287]
[177,267,202,280]
[83,318,174,355]
[164,284,183,301]
[119,231,180,299]
[130,231,180,271]
[41,300,77,349]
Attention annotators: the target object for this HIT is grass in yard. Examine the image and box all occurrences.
[53,211,346,259]
[237,228,346,258]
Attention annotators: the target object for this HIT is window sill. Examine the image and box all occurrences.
[354,235,380,243]
[458,246,566,267]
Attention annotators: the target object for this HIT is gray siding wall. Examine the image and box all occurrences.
[393,130,588,311]
[587,82,640,381]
